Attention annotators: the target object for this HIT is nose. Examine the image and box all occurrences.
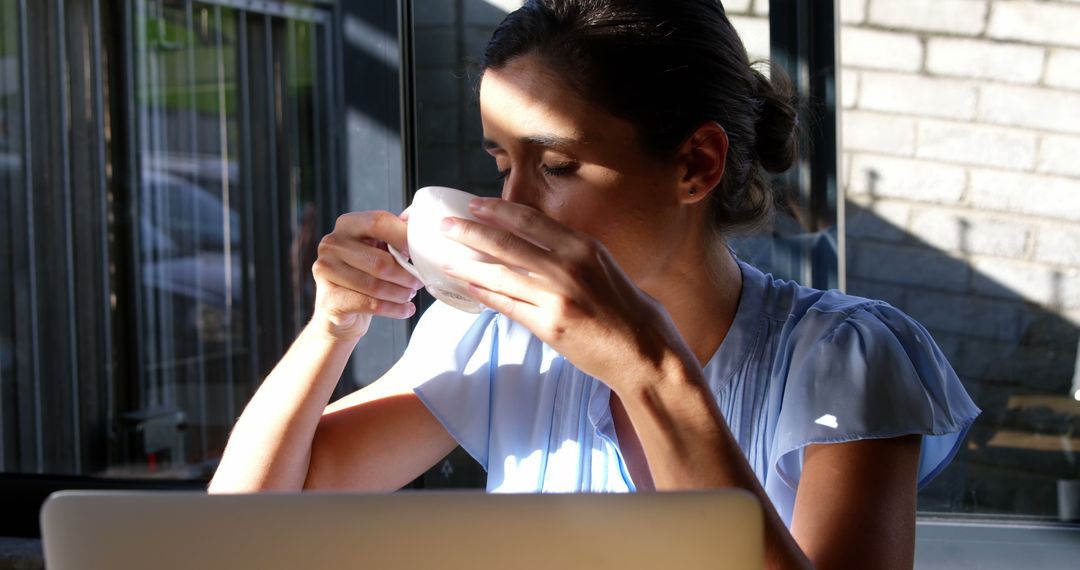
[499,169,536,208]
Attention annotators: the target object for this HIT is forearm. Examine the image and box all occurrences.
[614,352,813,570]
[208,322,359,493]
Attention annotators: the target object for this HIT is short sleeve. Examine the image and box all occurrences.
[771,301,980,491]
[396,301,499,469]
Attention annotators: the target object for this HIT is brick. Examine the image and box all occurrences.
[845,197,911,242]
[729,16,770,62]
[904,290,1030,343]
[1034,224,1080,266]
[840,0,867,24]
[971,257,1078,308]
[915,120,1037,170]
[908,208,1031,258]
[988,1,1080,49]
[868,0,987,36]
[848,154,967,204]
[1037,134,1080,178]
[859,72,977,120]
[723,0,754,14]
[1045,49,1080,91]
[841,70,859,109]
[978,84,1080,135]
[969,169,1080,222]
[840,27,923,72]
[926,38,1044,84]
[842,111,916,156]
[850,241,969,292]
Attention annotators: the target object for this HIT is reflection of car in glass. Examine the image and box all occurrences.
[138,165,241,351]
[140,168,240,255]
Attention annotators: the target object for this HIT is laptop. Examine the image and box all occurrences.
[41,489,763,569]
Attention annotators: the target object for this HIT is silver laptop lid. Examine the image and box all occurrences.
[41,489,763,569]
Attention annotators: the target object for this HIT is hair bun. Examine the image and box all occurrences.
[751,65,799,174]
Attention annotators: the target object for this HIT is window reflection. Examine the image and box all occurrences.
[126,0,325,477]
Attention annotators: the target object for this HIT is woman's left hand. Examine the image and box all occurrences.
[441,197,688,389]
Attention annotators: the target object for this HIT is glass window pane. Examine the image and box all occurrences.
[0,0,23,472]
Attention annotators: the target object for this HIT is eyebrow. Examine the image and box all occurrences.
[482,134,583,150]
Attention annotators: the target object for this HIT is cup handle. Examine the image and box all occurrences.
[387,243,424,284]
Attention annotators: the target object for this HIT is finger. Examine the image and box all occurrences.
[442,217,559,275]
[443,259,544,307]
[320,233,422,290]
[322,284,415,320]
[314,256,418,305]
[467,198,582,254]
[334,210,410,254]
[464,282,541,327]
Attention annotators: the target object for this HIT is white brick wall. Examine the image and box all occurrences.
[840,0,868,24]
[988,1,1080,48]
[1035,224,1080,266]
[859,72,977,119]
[915,120,1037,170]
[843,111,916,156]
[841,70,859,109]
[841,27,923,72]
[926,38,1044,84]
[723,0,753,14]
[848,154,967,203]
[1038,134,1080,178]
[868,0,988,36]
[729,16,770,62]
[969,169,1080,222]
[908,208,1031,258]
[971,257,1078,308]
[979,84,1080,135]
[1045,49,1080,91]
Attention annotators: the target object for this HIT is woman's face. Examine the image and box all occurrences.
[478,54,693,284]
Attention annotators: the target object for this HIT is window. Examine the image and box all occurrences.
[0,0,339,479]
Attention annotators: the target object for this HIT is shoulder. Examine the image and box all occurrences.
[742,260,911,348]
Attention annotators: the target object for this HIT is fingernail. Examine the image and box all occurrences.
[469,198,487,212]
[409,289,418,300]
[440,217,455,232]
[405,303,416,317]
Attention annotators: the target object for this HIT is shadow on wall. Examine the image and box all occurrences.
[847,170,1080,518]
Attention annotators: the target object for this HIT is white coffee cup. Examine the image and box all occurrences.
[388,186,488,313]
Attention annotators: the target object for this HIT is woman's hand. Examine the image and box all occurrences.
[441,198,691,388]
[310,211,423,341]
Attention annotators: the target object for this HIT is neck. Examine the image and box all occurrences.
[638,237,743,366]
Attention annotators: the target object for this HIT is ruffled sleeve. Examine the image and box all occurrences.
[770,300,980,492]
[396,301,500,470]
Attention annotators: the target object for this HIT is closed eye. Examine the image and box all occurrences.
[542,163,578,177]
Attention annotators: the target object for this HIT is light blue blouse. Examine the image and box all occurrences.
[407,260,980,527]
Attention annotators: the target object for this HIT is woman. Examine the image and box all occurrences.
[210,1,979,568]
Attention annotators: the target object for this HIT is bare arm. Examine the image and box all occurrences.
[208,211,450,493]
[615,355,920,569]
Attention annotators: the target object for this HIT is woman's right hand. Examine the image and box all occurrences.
[310,210,423,341]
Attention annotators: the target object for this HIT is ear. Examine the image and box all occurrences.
[676,121,728,205]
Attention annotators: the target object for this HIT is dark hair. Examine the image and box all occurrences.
[482,0,799,235]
